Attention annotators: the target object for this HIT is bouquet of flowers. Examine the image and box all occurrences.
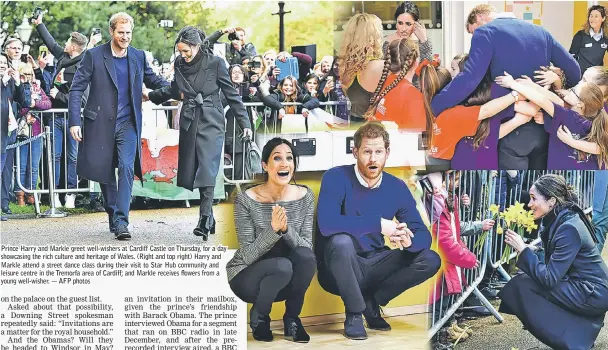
[497,202,538,263]
[472,204,500,251]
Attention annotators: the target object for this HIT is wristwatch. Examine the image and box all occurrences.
[511,90,519,102]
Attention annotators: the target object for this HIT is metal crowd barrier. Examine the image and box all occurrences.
[9,101,346,215]
[427,170,596,339]
[11,109,94,217]
[426,171,503,338]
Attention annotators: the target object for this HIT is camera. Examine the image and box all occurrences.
[228,32,239,42]
[30,7,43,24]
[20,53,28,63]
[92,28,101,36]
[247,60,262,71]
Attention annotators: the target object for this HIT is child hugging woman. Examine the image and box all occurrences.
[496,72,608,169]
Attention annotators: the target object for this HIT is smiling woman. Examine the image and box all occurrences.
[225,137,316,344]
[499,174,608,349]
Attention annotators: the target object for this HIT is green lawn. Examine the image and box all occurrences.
[8,202,95,215]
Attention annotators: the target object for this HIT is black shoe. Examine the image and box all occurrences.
[2,207,12,215]
[193,215,215,240]
[1,215,7,221]
[250,307,273,342]
[114,225,131,240]
[89,199,105,212]
[283,316,310,343]
[480,286,499,300]
[363,298,391,331]
[344,312,367,340]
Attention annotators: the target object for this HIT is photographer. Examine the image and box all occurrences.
[206,27,257,66]
[32,13,88,109]
[32,12,89,209]
[1,53,31,220]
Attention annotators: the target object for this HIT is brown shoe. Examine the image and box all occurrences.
[26,194,35,205]
[16,191,25,207]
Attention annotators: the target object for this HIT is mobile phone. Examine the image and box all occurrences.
[39,45,48,58]
[20,54,28,63]
[92,28,101,36]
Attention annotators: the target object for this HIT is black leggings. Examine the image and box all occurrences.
[229,246,316,318]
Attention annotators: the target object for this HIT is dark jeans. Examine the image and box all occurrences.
[52,116,78,189]
[229,246,316,318]
[1,133,17,209]
[18,138,42,190]
[100,119,137,227]
[593,171,608,254]
[498,122,548,170]
[317,233,441,313]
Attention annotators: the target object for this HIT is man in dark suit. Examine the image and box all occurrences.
[68,12,168,240]
[432,4,581,170]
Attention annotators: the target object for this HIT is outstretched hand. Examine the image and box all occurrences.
[494,71,516,89]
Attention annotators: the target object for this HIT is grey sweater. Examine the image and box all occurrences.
[226,185,315,281]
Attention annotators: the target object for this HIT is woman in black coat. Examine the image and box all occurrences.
[149,26,252,240]
[499,174,608,350]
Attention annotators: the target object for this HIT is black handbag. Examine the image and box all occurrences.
[243,137,262,180]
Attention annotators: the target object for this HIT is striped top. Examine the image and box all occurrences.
[226,185,315,282]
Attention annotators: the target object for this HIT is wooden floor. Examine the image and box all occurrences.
[246,313,430,349]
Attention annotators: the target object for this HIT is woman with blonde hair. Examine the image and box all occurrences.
[338,13,385,124]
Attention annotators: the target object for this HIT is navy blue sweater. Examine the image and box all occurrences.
[315,165,431,257]
[432,17,580,116]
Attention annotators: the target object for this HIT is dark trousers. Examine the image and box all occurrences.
[499,274,606,350]
[229,246,316,318]
[498,122,548,170]
[1,133,17,209]
[100,119,137,227]
[317,234,441,313]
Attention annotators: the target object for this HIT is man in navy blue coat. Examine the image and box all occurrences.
[432,4,581,170]
[68,12,168,240]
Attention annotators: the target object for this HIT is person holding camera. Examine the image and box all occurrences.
[0,53,31,220]
[32,12,89,209]
[15,61,51,207]
[206,27,257,66]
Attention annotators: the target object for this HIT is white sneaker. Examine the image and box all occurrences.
[64,194,76,209]
[53,193,63,208]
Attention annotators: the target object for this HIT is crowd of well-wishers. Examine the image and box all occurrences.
[339,3,608,172]
[0,16,343,218]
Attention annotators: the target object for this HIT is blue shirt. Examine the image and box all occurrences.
[114,56,132,126]
[315,165,431,255]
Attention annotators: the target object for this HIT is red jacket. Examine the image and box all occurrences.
[428,193,478,303]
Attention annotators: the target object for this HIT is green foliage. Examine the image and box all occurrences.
[1,1,334,63]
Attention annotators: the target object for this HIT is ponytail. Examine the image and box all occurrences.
[583,108,608,168]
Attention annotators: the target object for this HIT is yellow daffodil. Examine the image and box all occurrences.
[497,226,504,235]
